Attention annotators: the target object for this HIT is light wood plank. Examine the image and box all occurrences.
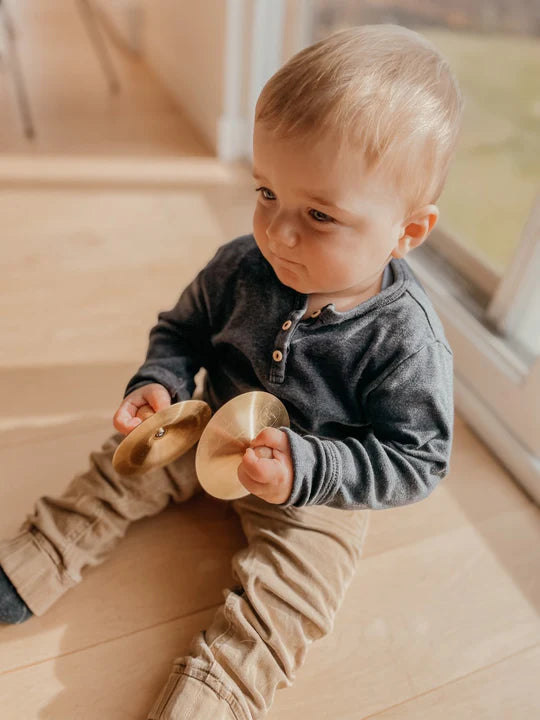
[0,365,136,435]
[363,644,540,720]
[0,188,224,366]
[0,605,220,720]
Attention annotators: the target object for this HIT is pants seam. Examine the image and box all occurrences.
[28,529,67,582]
[172,663,248,720]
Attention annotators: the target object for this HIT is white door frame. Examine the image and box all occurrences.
[218,0,311,162]
[217,0,250,161]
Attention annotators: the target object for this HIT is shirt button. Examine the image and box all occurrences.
[310,309,321,318]
[282,320,292,331]
[272,350,283,362]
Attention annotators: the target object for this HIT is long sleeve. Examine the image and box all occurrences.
[124,265,215,403]
[280,341,454,510]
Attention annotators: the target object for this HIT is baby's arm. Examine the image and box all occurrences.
[112,243,232,436]
[276,341,454,510]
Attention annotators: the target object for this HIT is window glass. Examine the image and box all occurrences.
[311,1,540,275]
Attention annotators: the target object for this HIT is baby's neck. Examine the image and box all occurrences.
[302,272,384,319]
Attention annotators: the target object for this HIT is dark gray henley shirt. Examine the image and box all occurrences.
[125,234,453,510]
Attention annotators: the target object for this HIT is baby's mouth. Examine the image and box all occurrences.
[273,253,300,266]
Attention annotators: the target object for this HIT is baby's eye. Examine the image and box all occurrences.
[254,186,275,201]
[309,208,335,224]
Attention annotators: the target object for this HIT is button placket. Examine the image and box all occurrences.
[269,300,306,384]
[269,319,292,383]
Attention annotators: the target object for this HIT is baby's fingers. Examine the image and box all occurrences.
[144,385,171,412]
[237,455,274,499]
[241,447,279,483]
[251,427,289,453]
[113,400,143,435]
[237,447,293,503]
[136,404,155,421]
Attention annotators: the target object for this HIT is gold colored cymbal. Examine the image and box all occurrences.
[113,400,212,476]
[195,391,290,500]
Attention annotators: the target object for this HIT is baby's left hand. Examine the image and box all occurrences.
[237,427,294,504]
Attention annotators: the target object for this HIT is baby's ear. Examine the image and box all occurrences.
[391,204,439,259]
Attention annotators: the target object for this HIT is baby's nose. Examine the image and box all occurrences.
[278,232,298,248]
[268,225,298,248]
[266,212,300,250]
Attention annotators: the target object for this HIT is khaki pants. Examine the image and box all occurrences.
[0,433,369,720]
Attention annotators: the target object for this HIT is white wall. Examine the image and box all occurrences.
[141,1,227,153]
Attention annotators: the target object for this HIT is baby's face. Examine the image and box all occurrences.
[252,121,407,298]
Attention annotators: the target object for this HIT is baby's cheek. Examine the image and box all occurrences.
[310,251,346,285]
[253,205,267,235]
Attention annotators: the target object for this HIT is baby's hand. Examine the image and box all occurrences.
[113,383,171,435]
[237,428,294,504]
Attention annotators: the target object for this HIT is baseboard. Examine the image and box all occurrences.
[0,155,239,186]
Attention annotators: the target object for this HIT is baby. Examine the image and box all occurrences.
[0,24,463,720]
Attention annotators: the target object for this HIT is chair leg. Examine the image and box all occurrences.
[76,0,121,95]
[0,0,35,139]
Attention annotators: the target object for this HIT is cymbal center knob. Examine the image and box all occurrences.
[155,427,166,438]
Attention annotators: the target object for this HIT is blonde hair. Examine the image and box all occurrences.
[255,24,464,213]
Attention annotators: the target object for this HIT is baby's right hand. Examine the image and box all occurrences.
[113,383,172,435]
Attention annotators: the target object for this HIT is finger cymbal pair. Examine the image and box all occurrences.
[112,391,290,500]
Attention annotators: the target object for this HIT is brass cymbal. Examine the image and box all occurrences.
[195,391,290,500]
[113,400,212,476]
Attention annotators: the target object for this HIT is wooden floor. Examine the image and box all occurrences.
[1,3,539,719]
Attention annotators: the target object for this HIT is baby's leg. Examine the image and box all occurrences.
[0,434,201,618]
[147,496,369,720]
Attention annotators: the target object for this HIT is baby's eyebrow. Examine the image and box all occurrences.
[305,193,341,209]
